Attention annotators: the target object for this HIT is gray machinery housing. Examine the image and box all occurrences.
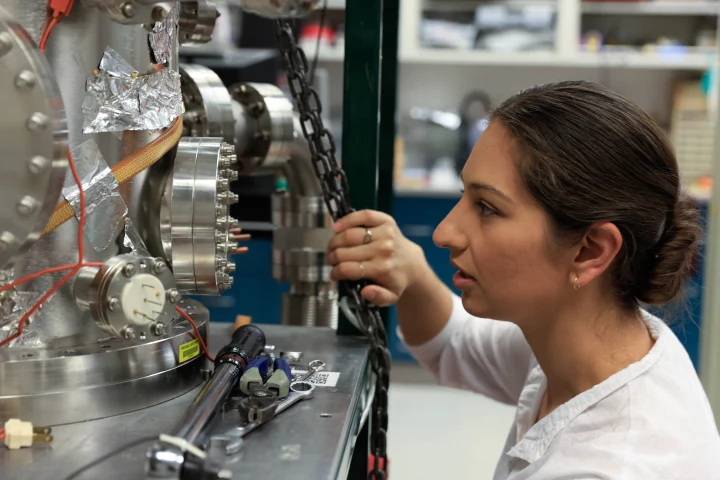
[0,0,330,427]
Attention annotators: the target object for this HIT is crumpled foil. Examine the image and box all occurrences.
[150,2,180,65]
[82,48,182,133]
[123,218,150,256]
[63,140,128,252]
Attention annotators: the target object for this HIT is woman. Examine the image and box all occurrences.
[327,81,720,478]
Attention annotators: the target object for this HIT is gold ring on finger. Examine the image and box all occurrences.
[363,228,373,245]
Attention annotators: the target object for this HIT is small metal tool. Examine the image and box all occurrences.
[298,359,325,382]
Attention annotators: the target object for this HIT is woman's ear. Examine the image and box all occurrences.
[571,222,623,288]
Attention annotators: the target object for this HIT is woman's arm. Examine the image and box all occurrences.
[327,209,534,405]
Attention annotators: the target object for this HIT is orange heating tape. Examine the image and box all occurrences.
[42,117,183,236]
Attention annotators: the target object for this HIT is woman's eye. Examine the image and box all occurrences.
[477,202,497,216]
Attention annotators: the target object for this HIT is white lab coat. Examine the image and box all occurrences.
[403,294,720,479]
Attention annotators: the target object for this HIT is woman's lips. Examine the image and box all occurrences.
[452,269,475,290]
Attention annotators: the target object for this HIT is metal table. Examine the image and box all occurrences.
[0,324,372,480]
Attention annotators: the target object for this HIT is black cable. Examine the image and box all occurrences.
[63,435,158,480]
[308,0,329,86]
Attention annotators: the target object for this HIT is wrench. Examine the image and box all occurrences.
[298,359,325,382]
[210,381,316,455]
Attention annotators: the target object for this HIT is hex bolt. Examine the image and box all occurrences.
[152,6,168,21]
[215,216,229,229]
[226,192,239,205]
[249,101,266,116]
[28,156,48,175]
[227,170,239,182]
[216,256,228,269]
[27,112,49,132]
[152,322,167,336]
[226,262,236,274]
[123,263,136,278]
[217,178,229,192]
[108,297,120,311]
[121,2,136,18]
[0,32,13,57]
[16,196,37,215]
[221,143,235,156]
[215,231,227,244]
[15,70,36,90]
[152,259,167,274]
[219,157,230,169]
[0,232,16,253]
[215,203,227,216]
[121,326,136,340]
[166,289,181,303]
[225,154,238,166]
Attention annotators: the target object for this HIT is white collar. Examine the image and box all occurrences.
[506,311,669,463]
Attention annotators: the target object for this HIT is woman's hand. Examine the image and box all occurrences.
[326,209,426,307]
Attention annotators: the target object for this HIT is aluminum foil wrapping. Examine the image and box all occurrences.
[63,140,128,252]
[82,48,182,133]
[123,218,150,256]
[150,2,180,65]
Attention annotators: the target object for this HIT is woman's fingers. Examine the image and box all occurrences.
[330,260,392,282]
[333,209,393,233]
[327,224,390,252]
[326,245,374,266]
[361,285,399,307]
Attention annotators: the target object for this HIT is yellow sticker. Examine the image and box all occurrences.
[179,339,200,363]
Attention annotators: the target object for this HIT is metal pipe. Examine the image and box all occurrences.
[282,117,322,198]
[172,363,240,444]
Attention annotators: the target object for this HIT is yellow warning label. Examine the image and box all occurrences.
[179,339,200,363]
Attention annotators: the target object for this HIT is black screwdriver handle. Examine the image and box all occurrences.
[214,324,266,371]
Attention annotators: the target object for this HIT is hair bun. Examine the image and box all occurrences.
[636,193,701,305]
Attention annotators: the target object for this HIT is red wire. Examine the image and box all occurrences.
[175,306,214,363]
[38,17,57,53]
[0,150,85,349]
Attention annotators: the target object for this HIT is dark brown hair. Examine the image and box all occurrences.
[491,80,700,307]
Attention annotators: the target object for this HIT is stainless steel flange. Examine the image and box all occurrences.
[165,137,240,295]
[0,298,209,426]
[178,0,219,44]
[180,63,235,143]
[0,6,67,269]
[229,82,294,172]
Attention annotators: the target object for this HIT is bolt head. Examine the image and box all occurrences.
[217,178,229,192]
[108,297,120,311]
[249,102,266,116]
[152,259,167,274]
[221,143,235,155]
[226,262,236,274]
[123,263,136,278]
[15,70,36,90]
[122,326,136,340]
[166,289,181,303]
[0,232,16,253]
[0,32,13,57]
[27,112,49,132]
[121,2,136,18]
[152,6,168,21]
[152,322,167,336]
[16,196,37,216]
[28,156,48,175]
[216,256,228,269]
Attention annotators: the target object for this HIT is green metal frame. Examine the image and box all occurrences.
[338,0,400,335]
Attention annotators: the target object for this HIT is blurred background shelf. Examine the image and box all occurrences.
[581,1,720,16]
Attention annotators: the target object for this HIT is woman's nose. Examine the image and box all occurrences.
[433,200,469,252]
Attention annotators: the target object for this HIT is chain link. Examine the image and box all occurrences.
[275,19,390,480]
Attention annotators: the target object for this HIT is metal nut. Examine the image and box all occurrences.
[123,263,136,278]
[152,6,168,21]
[226,193,239,205]
[0,32,12,57]
[226,262,236,274]
[0,232,16,253]
[28,156,48,175]
[27,112,49,132]
[166,289,181,303]
[221,143,235,155]
[16,196,37,215]
[217,178,229,192]
[151,322,167,336]
[108,297,120,311]
[216,256,228,269]
[152,259,167,274]
[215,203,228,216]
[15,70,36,90]
[121,326,136,340]
[121,2,136,18]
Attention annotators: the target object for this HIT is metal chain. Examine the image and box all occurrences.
[275,19,390,480]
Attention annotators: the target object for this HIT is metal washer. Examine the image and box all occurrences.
[0,7,68,269]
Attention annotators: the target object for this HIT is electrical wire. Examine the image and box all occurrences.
[175,306,214,363]
[307,0,329,86]
[0,263,104,294]
[62,435,158,480]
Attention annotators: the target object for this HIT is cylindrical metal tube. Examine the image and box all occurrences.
[173,362,240,444]
[72,266,101,309]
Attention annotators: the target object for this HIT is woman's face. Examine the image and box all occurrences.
[433,121,575,327]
